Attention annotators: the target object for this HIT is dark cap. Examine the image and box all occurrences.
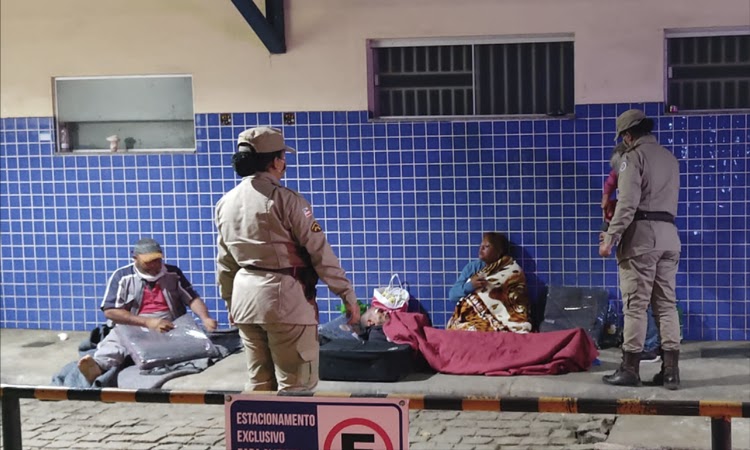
[132,238,163,262]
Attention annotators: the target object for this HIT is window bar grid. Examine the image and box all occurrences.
[503,45,510,114]
[559,44,566,114]
[376,40,575,116]
[531,44,537,115]
[517,44,523,114]
[472,44,477,115]
[545,43,551,113]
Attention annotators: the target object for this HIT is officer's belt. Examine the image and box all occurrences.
[633,210,675,223]
[243,264,303,277]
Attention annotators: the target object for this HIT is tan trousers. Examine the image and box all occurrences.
[618,250,681,353]
[236,323,318,392]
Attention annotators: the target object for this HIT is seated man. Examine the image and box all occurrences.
[446,232,532,333]
[78,238,217,383]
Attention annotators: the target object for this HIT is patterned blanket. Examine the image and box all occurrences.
[447,255,532,333]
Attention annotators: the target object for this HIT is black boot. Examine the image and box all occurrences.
[652,350,680,390]
[603,351,641,386]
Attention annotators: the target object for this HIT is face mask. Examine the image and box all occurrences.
[134,263,166,282]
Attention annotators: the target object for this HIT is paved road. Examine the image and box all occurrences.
[2,399,618,450]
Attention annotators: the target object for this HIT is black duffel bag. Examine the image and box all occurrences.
[319,338,415,382]
[539,285,610,347]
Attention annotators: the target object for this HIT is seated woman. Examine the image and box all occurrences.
[446,232,532,333]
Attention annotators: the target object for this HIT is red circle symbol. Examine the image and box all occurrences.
[323,417,394,450]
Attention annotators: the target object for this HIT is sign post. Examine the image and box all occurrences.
[226,395,409,450]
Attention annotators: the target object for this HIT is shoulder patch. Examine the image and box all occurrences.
[303,207,312,218]
[619,160,627,173]
[311,222,322,232]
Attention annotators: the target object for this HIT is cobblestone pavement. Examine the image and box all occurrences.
[1,399,619,450]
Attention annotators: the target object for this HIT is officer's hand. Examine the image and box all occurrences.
[344,303,361,328]
[599,241,613,257]
[146,318,175,333]
[201,317,218,332]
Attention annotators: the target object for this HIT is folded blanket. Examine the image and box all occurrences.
[384,312,598,376]
[118,315,221,370]
[115,357,217,389]
[51,326,242,389]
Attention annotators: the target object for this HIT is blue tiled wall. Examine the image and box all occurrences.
[1,103,748,340]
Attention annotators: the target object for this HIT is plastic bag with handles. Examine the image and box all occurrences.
[372,274,410,311]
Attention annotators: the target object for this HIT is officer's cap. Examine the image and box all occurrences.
[614,109,647,141]
[237,127,296,154]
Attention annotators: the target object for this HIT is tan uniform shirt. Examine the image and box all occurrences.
[215,172,358,325]
[605,135,681,262]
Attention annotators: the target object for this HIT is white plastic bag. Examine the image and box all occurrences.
[372,274,409,311]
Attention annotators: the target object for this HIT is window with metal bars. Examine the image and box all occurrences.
[369,39,574,118]
[666,33,750,112]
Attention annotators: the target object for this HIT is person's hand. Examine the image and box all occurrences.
[601,194,610,210]
[145,317,175,333]
[599,232,613,257]
[201,317,218,332]
[469,274,488,290]
[344,302,361,328]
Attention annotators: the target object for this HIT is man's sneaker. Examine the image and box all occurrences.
[640,349,661,363]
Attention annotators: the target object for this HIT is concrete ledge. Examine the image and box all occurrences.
[2,328,748,450]
[2,328,748,403]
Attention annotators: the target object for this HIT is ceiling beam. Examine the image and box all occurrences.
[231,0,286,54]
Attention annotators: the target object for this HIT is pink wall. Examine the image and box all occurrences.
[1,0,748,116]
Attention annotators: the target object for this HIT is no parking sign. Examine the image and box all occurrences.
[226,394,409,450]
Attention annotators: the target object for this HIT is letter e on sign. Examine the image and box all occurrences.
[317,403,407,450]
[323,418,392,450]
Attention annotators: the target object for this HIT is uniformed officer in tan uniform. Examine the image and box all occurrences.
[215,126,361,392]
[599,109,682,390]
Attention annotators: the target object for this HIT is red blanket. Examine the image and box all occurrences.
[383,312,599,376]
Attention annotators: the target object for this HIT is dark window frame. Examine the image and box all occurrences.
[665,29,750,113]
[367,35,575,119]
